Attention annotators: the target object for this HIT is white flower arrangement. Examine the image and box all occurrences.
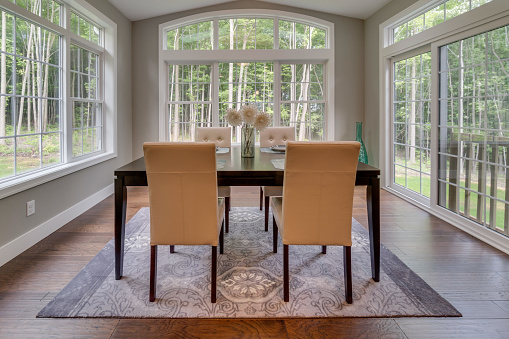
[225,105,271,131]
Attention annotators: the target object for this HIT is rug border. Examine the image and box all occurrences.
[37,207,462,319]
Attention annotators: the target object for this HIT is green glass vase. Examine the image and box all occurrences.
[356,122,368,164]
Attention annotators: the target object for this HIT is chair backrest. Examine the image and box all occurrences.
[282,141,361,246]
[259,127,295,147]
[143,142,219,246]
[195,127,231,148]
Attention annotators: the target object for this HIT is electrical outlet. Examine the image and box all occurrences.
[26,200,35,217]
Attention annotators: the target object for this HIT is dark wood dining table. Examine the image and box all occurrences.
[114,146,381,282]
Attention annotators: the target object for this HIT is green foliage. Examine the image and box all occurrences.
[167,17,326,51]
[71,11,100,44]
[393,0,492,43]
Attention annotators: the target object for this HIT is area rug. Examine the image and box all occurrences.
[37,207,461,318]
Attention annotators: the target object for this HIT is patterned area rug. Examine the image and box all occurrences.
[37,207,461,318]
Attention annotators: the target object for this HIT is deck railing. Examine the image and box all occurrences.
[443,132,509,236]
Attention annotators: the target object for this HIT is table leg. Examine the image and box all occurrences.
[115,176,127,280]
[366,177,380,282]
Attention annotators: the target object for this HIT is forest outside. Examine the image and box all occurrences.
[0,0,102,181]
[165,18,327,143]
[393,22,509,234]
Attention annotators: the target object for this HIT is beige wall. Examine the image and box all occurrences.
[364,0,419,167]
[131,0,365,159]
[0,0,132,249]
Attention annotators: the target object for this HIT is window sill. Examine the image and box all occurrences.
[0,151,117,200]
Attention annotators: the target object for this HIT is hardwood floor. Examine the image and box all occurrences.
[1,186,509,338]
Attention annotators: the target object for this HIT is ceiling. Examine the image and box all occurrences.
[106,0,393,22]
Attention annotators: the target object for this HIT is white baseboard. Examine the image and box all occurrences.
[0,184,114,268]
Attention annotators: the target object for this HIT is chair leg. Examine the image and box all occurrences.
[219,221,224,255]
[273,216,278,253]
[259,186,263,210]
[344,246,352,304]
[322,246,326,254]
[149,245,157,302]
[225,197,230,233]
[284,244,289,302]
[211,246,217,303]
[264,196,270,231]
[170,245,175,253]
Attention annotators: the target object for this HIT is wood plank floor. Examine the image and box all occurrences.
[1,186,509,338]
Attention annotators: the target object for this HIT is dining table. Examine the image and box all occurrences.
[114,146,381,282]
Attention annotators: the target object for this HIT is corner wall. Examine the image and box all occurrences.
[131,0,365,159]
[364,0,419,167]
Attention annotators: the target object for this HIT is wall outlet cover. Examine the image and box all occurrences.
[26,200,35,217]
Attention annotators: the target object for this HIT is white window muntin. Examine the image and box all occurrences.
[158,10,335,142]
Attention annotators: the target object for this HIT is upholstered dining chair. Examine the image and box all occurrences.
[195,127,232,233]
[143,142,225,303]
[271,141,360,303]
[259,126,295,231]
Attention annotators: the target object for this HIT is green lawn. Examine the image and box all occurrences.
[396,174,507,231]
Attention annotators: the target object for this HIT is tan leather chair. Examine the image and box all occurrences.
[195,127,232,233]
[259,127,295,231]
[143,142,225,303]
[271,141,360,303]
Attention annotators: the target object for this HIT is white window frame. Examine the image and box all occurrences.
[69,41,104,158]
[389,46,432,206]
[0,0,117,199]
[158,9,335,143]
[380,0,509,254]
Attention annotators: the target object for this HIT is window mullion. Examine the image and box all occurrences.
[273,61,281,127]
[274,18,278,49]
[63,3,72,163]
[212,61,219,126]
[213,19,218,50]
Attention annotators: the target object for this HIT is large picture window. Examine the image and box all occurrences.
[382,0,509,247]
[0,0,115,197]
[160,11,334,143]
[438,25,509,236]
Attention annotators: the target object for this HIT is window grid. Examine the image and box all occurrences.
[392,52,432,198]
[218,62,274,143]
[70,44,102,158]
[167,64,213,142]
[438,25,509,236]
[0,10,62,181]
[280,63,325,141]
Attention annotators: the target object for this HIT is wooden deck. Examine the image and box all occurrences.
[1,186,509,338]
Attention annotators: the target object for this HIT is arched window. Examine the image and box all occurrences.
[158,10,334,143]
